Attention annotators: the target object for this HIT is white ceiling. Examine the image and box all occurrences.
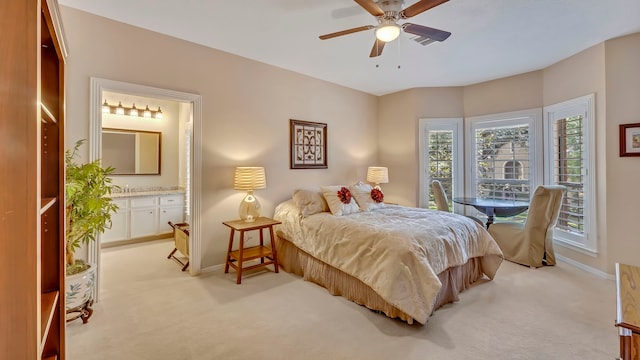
[59,0,640,96]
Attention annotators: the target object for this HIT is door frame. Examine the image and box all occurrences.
[89,77,203,301]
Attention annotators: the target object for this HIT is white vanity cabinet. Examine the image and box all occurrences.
[102,199,130,243]
[158,195,185,233]
[101,192,185,245]
[130,197,160,238]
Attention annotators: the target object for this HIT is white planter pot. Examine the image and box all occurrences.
[65,263,96,313]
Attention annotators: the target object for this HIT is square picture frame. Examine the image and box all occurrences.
[290,119,327,169]
[619,123,640,157]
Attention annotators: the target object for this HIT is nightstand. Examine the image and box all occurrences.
[222,217,282,284]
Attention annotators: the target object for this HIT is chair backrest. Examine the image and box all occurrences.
[524,185,567,252]
[431,180,450,212]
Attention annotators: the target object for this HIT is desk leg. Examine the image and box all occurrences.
[485,207,496,229]
[224,229,235,273]
[269,225,279,273]
[486,215,494,229]
[237,230,245,284]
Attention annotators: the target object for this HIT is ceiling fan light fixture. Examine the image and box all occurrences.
[375,23,400,42]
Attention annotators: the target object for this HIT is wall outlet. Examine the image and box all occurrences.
[245,234,257,247]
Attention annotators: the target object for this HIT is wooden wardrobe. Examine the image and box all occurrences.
[0,0,68,358]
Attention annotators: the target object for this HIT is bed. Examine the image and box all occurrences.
[272,186,504,325]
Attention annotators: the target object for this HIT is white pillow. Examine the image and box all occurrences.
[349,182,385,211]
[292,188,329,217]
[320,185,360,216]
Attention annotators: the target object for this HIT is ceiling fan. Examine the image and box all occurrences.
[319,0,452,57]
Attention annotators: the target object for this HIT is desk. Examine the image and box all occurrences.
[615,263,640,360]
[223,217,281,284]
[452,197,529,228]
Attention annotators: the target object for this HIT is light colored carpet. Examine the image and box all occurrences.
[67,239,619,359]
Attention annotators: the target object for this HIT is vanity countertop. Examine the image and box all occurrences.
[109,188,185,198]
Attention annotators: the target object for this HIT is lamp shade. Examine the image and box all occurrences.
[367,167,389,184]
[234,167,266,191]
[234,167,266,222]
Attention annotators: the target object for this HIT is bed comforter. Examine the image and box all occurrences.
[273,200,503,324]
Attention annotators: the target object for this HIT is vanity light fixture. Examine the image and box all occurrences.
[102,100,164,119]
[115,101,125,115]
[129,103,138,117]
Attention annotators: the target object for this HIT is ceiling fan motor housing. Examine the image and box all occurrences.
[377,0,403,22]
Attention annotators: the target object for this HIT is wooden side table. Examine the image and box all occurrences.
[222,217,282,284]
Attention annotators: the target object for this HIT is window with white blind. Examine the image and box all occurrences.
[465,109,543,219]
[544,94,596,252]
[418,118,463,210]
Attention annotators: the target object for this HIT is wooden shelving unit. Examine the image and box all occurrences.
[0,0,67,358]
[616,263,640,360]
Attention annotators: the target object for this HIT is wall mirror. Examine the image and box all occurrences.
[102,128,161,175]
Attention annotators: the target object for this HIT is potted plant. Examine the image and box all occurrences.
[65,139,119,323]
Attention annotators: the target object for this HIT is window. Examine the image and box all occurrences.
[504,161,523,180]
[544,94,596,253]
[465,109,543,218]
[418,118,463,210]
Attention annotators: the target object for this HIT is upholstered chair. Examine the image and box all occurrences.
[487,185,567,268]
[432,180,484,226]
[431,180,450,212]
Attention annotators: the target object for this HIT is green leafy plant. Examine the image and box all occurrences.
[65,139,119,275]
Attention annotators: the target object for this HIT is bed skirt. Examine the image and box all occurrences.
[276,234,484,325]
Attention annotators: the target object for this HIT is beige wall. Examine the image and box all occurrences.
[378,73,542,207]
[378,87,464,206]
[379,38,640,274]
[61,5,640,274]
[463,71,543,116]
[102,92,181,188]
[604,33,640,272]
[377,89,418,206]
[542,43,609,271]
[61,7,378,268]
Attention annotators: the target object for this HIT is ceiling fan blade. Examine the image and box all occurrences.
[369,39,386,58]
[353,0,384,17]
[319,25,375,40]
[400,0,449,19]
[403,23,451,42]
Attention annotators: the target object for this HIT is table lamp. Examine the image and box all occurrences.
[367,166,389,190]
[233,167,266,222]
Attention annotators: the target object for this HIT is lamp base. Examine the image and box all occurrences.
[239,191,261,222]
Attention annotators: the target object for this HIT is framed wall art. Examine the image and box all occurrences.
[619,123,640,157]
[290,119,327,169]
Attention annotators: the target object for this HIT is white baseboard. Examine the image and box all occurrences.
[199,263,224,274]
[556,254,615,280]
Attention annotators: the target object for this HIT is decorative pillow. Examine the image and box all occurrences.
[320,185,360,216]
[292,188,329,217]
[349,182,385,211]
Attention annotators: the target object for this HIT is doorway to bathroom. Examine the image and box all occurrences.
[87,78,203,302]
